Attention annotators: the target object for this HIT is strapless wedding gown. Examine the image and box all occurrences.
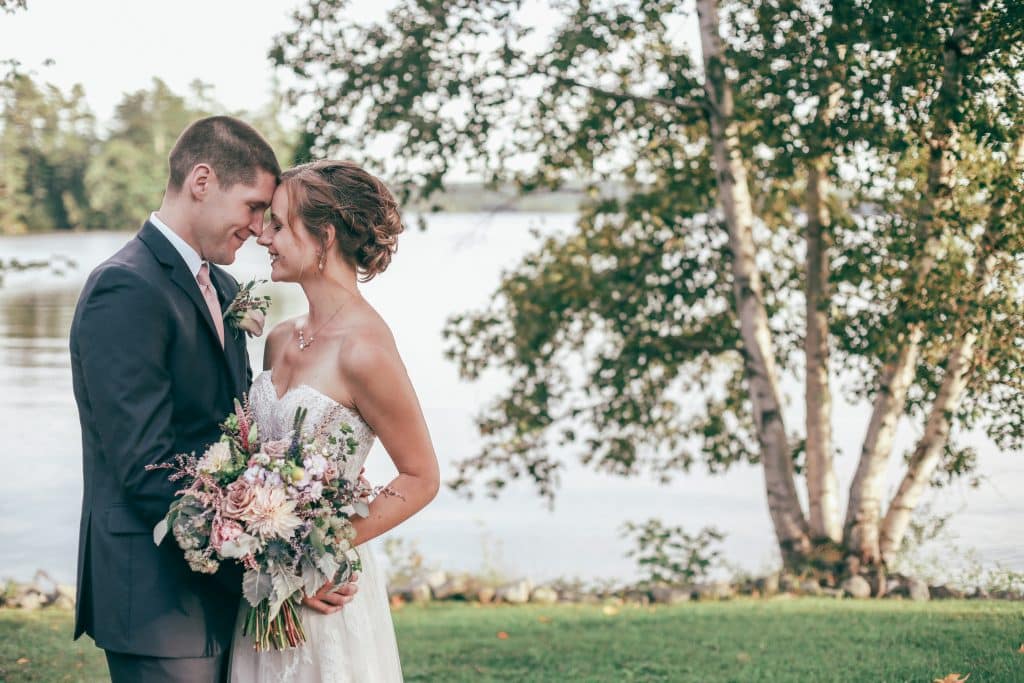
[228,370,404,682]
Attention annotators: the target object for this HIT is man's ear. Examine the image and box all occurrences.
[186,163,216,200]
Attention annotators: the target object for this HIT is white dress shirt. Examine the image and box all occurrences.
[149,211,204,278]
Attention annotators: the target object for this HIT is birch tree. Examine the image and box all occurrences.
[275,0,1024,576]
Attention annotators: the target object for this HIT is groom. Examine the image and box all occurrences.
[70,116,358,682]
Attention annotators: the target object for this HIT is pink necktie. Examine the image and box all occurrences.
[196,263,225,347]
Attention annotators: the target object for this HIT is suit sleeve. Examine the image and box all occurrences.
[76,265,180,525]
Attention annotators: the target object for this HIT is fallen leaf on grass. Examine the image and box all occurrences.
[933,674,970,683]
[538,615,552,624]
[602,605,619,616]
[496,631,509,640]
[16,658,29,665]
[736,652,751,663]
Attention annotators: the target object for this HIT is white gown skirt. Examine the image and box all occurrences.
[228,539,404,682]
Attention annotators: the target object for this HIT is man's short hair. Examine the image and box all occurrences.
[167,116,281,191]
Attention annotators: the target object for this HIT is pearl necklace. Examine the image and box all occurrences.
[297,302,346,351]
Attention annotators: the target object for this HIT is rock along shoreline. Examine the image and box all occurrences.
[5,569,1021,612]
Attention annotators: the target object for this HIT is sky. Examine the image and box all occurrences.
[1,1,701,126]
[0,0,387,127]
[0,0,703,182]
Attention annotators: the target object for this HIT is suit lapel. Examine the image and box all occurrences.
[210,265,248,398]
[137,222,235,381]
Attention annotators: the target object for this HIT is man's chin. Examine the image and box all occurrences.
[210,249,239,266]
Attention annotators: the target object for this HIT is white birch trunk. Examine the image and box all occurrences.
[844,0,980,563]
[878,132,1021,562]
[805,157,842,543]
[697,0,810,562]
[877,332,976,563]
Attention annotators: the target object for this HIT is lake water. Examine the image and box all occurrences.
[1,216,1021,586]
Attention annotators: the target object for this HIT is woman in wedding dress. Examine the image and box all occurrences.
[229,160,440,682]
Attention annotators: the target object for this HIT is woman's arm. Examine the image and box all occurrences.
[342,338,441,545]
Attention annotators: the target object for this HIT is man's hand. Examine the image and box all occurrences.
[302,573,361,615]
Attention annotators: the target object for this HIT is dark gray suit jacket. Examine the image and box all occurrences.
[70,221,251,657]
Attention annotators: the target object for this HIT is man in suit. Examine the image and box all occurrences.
[70,116,357,683]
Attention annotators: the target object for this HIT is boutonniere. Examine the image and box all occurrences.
[223,279,271,337]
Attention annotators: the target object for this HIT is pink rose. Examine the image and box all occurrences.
[210,519,244,552]
[262,438,291,460]
[323,461,340,482]
[223,480,257,519]
[238,309,266,337]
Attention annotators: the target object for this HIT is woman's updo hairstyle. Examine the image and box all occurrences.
[281,160,404,281]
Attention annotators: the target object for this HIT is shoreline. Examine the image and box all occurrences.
[5,566,1022,611]
[0,208,584,239]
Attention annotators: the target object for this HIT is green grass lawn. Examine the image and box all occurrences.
[1,599,1022,682]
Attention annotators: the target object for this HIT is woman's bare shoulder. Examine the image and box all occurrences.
[263,317,302,370]
[267,316,301,343]
[337,306,401,379]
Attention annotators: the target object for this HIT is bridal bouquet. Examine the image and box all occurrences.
[148,399,378,650]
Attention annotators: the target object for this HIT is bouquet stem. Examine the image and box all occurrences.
[243,598,307,651]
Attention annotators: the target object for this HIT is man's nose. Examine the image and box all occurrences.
[250,212,265,237]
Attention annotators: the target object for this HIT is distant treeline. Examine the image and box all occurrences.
[0,74,295,235]
[401,181,620,214]
[0,73,599,235]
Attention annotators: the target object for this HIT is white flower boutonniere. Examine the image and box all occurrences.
[224,279,271,338]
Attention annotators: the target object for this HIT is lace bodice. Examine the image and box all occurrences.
[249,370,376,482]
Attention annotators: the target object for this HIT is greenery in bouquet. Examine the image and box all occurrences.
[147,397,389,650]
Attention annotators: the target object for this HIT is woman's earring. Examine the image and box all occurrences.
[318,250,326,272]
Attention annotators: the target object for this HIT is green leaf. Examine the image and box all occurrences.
[152,518,169,546]
[242,568,273,608]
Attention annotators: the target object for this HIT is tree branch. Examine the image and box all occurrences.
[509,66,708,118]
[843,0,983,564]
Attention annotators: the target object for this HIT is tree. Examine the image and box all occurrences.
[274,0,1024,576]
[85,78,297,230]
[0,73,96,232]
[2,0,295,233]
[84,78,211,230]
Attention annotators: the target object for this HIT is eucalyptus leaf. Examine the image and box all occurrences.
[317,553,339,583]
[242,568,272,607]
[152,518,168,546]
[268,567,304,620]
[300,557,323,597]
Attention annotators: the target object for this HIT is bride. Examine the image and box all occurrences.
[229,160,440,682]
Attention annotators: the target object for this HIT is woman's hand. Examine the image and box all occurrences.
[302,573,361,614]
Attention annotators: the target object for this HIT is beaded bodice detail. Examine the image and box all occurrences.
[249,370,376,482]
